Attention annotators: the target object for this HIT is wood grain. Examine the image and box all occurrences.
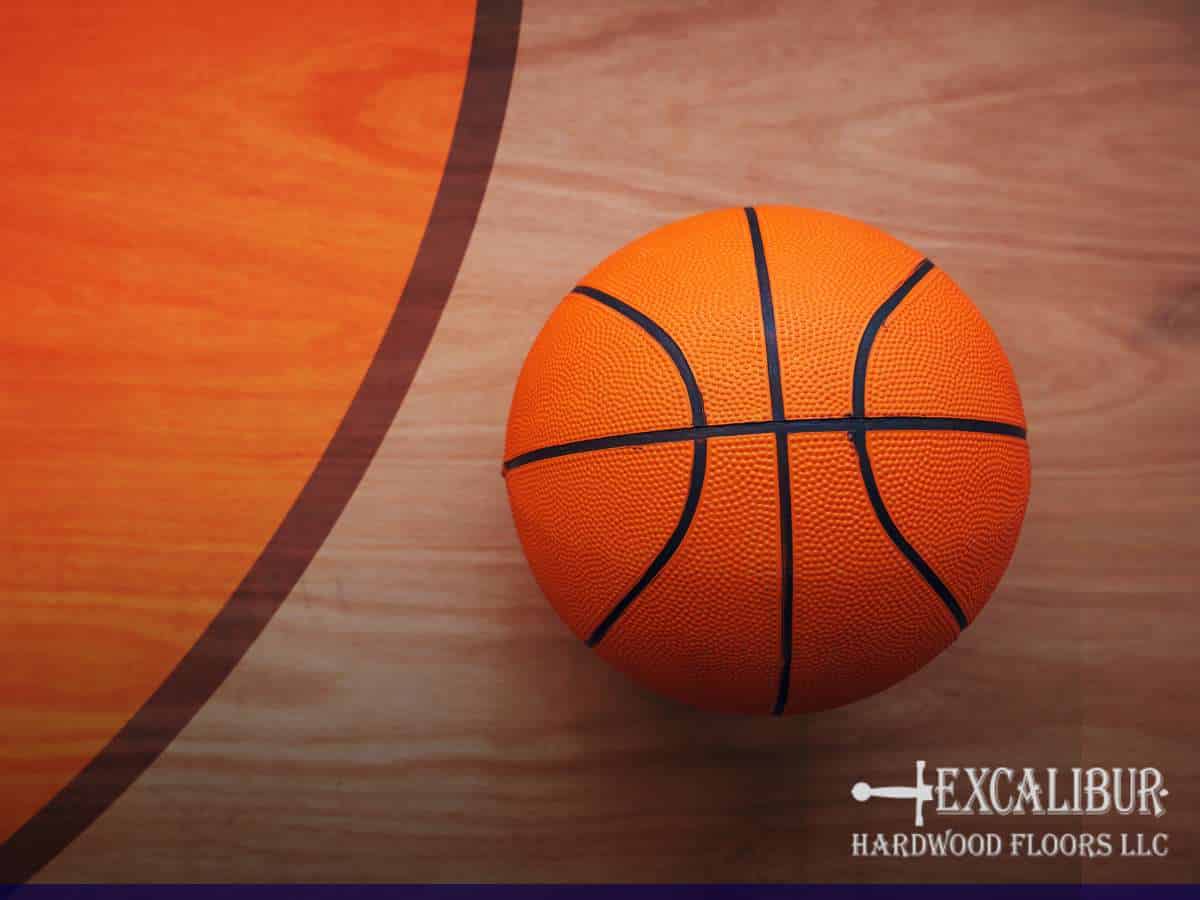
[0,0,473,856]
[22,0,1200,884]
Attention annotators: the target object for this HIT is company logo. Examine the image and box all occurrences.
[849,760,1170,860]
[852,759,936,826]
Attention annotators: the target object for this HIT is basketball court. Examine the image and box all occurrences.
[1,0,1198,885]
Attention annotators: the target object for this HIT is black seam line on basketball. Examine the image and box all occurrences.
[851,430,968,629]
[744,207,786,421]
[770,430,794,715]
[745,206,793,716]
[851,257,967,629]
[586,438,707,647]
[572,285,706,428]
[503,416,1026,471]
[570,285,707,647]
[851,258,935,418]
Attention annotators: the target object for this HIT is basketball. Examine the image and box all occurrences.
[503,206,1029,715]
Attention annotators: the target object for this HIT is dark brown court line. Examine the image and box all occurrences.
[0,1,521,883]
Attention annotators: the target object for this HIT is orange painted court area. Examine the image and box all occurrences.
[0,0,475,843]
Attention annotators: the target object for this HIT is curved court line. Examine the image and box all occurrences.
[570,285,708,648]
[850,258,970,629]
[0,0,522,883]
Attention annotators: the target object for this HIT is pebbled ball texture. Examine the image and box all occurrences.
[595,433,782,714]
[784,432,960,713]
[507,292,692,458]
[504,206,1030,715]
[867,431,1031,624]
[506,441,693,642]
[865,268,1026,427]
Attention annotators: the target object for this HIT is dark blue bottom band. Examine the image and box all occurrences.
[3,885,1195,899]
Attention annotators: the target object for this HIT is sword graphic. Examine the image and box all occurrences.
[852,759,934,827]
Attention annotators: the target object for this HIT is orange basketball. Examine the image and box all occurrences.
[504,206,1030,715]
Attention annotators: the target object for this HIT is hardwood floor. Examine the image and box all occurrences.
[7,0,1198,884]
